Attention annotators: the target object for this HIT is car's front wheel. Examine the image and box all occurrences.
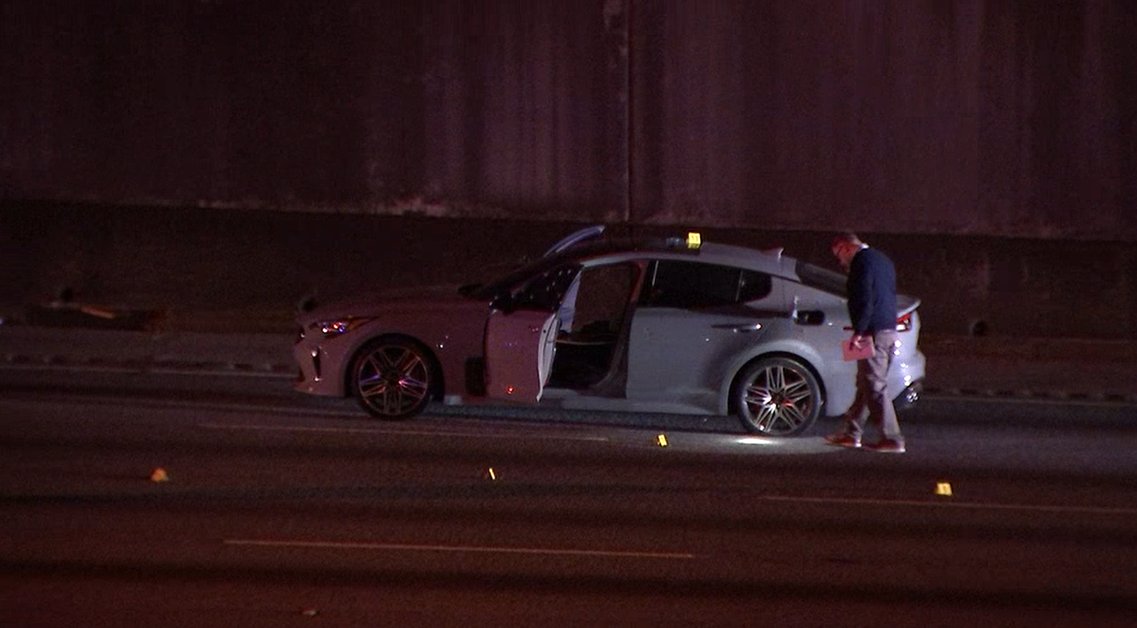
[351,337,434,419]
[732,356,821,436]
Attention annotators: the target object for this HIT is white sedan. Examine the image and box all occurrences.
[293,228,925,436]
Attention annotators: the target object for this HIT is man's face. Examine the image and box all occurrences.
[832,242,857,271]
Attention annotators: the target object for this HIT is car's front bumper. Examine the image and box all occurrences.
[293,333,346,397]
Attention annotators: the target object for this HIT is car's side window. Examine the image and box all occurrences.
[738,267,773,302]
[641,260,771,309]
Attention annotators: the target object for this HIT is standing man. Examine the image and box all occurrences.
[825,233,906,453]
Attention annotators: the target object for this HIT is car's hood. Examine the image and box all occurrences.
[297,285,484,325]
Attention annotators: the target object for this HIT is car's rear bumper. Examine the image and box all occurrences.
[893,379,923,411]
[889,348,925,409]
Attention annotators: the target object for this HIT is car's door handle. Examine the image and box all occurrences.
[712,323,763,333]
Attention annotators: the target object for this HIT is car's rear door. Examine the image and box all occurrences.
[626,260,786,408]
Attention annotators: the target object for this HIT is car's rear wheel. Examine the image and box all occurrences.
[351,337,434,419]
[733,356,821,436]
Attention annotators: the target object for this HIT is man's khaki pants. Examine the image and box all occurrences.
[841,330,903,442]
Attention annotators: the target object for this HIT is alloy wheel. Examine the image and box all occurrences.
[353,339,432,419]
[735,357,820,436]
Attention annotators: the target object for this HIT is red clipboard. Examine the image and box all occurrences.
[842,337,873,361]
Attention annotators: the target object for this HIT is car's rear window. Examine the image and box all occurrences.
[795,260,846,296]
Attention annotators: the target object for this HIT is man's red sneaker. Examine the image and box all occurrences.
[824,433,862,449]
[865,438,906,454]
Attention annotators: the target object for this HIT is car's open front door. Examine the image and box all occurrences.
[484,308,559,403]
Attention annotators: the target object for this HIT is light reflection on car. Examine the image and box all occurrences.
[293,227,925,436]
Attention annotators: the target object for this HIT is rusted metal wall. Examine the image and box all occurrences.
[2,1,1134,239]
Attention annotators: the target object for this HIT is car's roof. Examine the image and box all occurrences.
[561,238,918,309]
[561,237,799,277]
[468,233,810,300]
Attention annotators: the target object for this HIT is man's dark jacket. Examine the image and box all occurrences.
[846,246,897,335]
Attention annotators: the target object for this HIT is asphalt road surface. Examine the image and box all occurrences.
[2,371,1136,627]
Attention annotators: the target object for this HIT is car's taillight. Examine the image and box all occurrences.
[897,312,913,332]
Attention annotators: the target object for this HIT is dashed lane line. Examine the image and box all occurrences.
[199,422,611,443]
[224,538,695,560]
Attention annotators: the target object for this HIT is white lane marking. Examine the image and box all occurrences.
[157,369,291,379]
[0,362,291,379]
[759,495,1137,516]
[923,393,1137,408]
[199,422,610,442]
[224,538,694,560]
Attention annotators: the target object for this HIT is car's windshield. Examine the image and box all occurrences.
[458,258,534,298]
[460,253,572,300]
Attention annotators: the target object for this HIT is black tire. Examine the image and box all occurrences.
[732,356,822,436]
[350,337,434,419]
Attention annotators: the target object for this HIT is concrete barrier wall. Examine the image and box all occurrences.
[3,2,1133,336]
[2,1,1134,239]
[2,202,1133,340]
[630,1,1137,239]
[0,0,628,222]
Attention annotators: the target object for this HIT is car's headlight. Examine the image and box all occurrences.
[311,318,374,338]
